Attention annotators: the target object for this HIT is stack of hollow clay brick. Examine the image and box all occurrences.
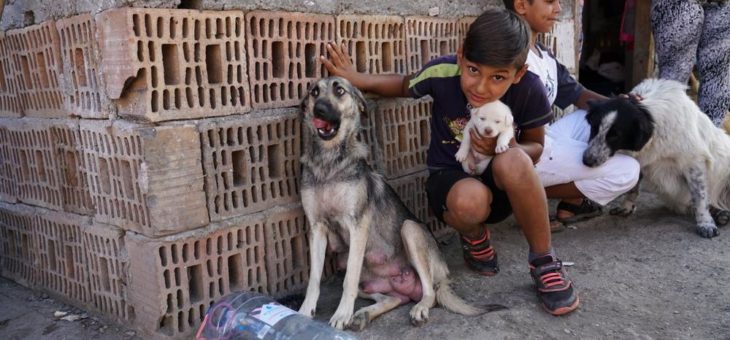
[0,7,559,338]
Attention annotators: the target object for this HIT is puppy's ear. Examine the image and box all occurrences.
[504,112,514,129]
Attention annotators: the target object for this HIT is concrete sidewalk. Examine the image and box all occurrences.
[1,190,729,339]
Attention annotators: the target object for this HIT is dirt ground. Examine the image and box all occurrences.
[1,190,729,339]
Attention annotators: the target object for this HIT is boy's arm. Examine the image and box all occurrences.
[320,42,410,98]
[573,88,607,110]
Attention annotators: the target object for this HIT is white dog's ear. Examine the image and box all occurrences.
[504,113,514,129]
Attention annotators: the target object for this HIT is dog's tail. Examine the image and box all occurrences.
[436,279,493,316]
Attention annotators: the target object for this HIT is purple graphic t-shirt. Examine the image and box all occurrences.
[408,55,553,170]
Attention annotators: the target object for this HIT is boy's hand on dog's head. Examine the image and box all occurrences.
[321,42,358,80]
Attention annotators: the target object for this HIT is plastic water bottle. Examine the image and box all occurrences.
[196,291,357,340]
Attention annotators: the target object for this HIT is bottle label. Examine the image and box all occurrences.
[251,302,297,327]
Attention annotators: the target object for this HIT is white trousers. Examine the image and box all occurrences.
[535,110,640,205]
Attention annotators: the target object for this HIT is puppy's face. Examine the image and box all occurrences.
[470,101,513,138]
[583,98,654,167]
[300,77,366,144]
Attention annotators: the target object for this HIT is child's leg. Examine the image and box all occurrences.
[697,2,730,126]
[491,148,550,254]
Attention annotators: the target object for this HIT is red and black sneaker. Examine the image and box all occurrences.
[529,256,580,316]
[460,229,499,276]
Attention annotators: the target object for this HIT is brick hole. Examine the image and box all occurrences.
[226,65,233,85]
[144,14,153,38]
[182,243,189,262]
[0,62,6,91]
[136,41,143,62]
[398,125,408,152]
[197,87,204,107]
[73,48,88,87]
[64,245,74,279]
[272,42,284,78]
[99,257,111,292]
[120,160,134,200]
[162,44,180,85]
[35,150,47,181]
[169,17,176,39]
[174,88,182,109]
[291,235,304,269]
[20,55,32,89]
[163,89,171,110]
[176,310,184,332]
[159,316,173,335]
[194,19,201,41]
[132,14,141,36]
[205,45,222,84]
[171,244,180,264]
[228,254,243,290]
[216,18,225,39]
[420,40,429,68]
[186,87,194,107]
[209,88,216,109]
[166,293,173,313]
[156,17,164,38]
[439,41,448,56]
[182,18,190,39]
[151,90,159,112]
[46,239,56,271]
[164,269,171,289]
[146,42,154,63]
[382,42,393,72]
[419,119,428,145]
[63,150,78,186]
[232,150,247,186]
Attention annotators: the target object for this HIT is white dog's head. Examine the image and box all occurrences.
[470,100,514,137]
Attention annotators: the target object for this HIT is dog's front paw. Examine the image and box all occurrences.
[329,306,354,330]
[609,204,636,217]
[409,302,430,327]
[494,143,509,154]
[696,222,719,238]
[298,301,316,318]
[455,148,468,162]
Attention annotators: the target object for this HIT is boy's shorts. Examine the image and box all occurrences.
[425,162,512,225]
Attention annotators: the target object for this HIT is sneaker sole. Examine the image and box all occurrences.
[464,260,498,276]
[542,296,580,316]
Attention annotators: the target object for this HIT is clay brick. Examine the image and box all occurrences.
[0,202,38,286]
[200,110,300,221]
[405,16,459,72]
[458,16,476,45]
[8,21,67,117]
[79,119,208,236]
[0,121,18,202]
[2,118,65,211]
[96,8,251,122]
[245,11,334,109]
[374,97,432,179]
[264,205,309,297]
[51,120,95,215]
[387,170,452,241]
[33,207,92,305]
[336,15,407,75]
[57,14,109,119]
[83,222,134,323]
[0,32,23,117]
[126,212,269,338]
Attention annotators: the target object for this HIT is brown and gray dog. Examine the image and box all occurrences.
[297,77,486,330]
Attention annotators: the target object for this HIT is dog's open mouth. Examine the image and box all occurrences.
[313,117,339,140]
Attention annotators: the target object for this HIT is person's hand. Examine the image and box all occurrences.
[320,42,359,80]
[469,128,516,155]
[618,92,643,102]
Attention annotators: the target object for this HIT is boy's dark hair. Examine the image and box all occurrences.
[502,0,533,12]
[463,7,531,69]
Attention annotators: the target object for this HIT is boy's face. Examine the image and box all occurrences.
[457,48,527,108]
[515,0,562,34]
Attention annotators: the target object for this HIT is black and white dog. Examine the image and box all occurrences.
[583,78,730,238]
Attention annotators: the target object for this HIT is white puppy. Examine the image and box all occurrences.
[455,100,514,175]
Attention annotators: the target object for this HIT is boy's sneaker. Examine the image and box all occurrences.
[529,255,579,316]
[460,229,499,276]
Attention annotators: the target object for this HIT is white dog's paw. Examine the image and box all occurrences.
[494,143,509,154]
[409,302,430,327]
[695,222,719,238]
[609,203,636,217]
[329,306,353,330]
[455,148,468,162]
[298,300,317,318]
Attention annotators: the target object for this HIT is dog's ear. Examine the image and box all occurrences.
[351,86,367,115]
[504,112,514,129]
[630,105,654,150]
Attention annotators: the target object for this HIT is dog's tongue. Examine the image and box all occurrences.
[313,117,332,130]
